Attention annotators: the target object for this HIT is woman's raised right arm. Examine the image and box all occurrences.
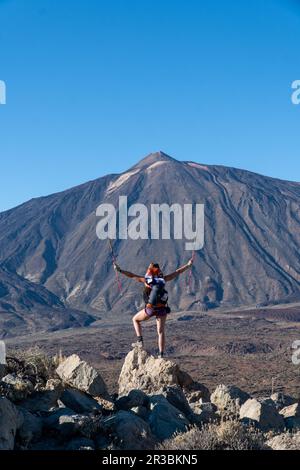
[114,263,144,283]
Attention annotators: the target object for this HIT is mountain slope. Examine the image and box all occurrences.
[0,152,299,320]
[0,264,94,338]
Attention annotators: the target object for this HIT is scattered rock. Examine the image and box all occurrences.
[240,398,285,432]
[190,402,219,424]
[2,350,299,451]
[280,402,300,418]
[45,378,63,391]
[280,403,300,430]
[102,410,155,450]
[211,384,250,416]
[56,355,108,398]
[60,387,102,414]
[186,390,205,406]
[95,396,116,413]
[220,341,273,355]
[116,389,148,410]
[266,432,300,450]
[183,381,210,403]
[1,374,34,401]
[177,315,195,321]
[0,396,23,450]
[148,395,190,441]
[270,392,297,411]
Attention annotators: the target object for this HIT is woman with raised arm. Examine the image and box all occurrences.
[114,259,194,358]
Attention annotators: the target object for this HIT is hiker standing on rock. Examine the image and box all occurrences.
[113,259,194,358]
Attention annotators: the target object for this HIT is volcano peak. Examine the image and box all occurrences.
[132,151,177,169]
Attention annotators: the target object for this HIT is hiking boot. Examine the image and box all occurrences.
[131,337,143,349]
[131,341,143,349]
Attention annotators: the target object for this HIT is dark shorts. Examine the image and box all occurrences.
[145,305,169,318]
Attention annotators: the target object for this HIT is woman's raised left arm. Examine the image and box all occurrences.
[164,258,194,282]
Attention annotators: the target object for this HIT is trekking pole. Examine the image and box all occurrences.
[108,239,122,295]
[187,250,196,294]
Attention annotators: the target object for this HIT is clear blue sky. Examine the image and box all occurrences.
[0,0,299,212]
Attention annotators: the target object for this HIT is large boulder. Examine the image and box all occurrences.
[66,437,95,450]
[240,398,285,432]
[118,347,205,397]
[131,406,149,420]
[95,435,111,450]
[159,385,192,417]
[0,397,23,450]
[56,355,107,398]
[19,380,63,413]
[116,389,149,411]
[280,403,300,430]
[266,432,300,450]
[56,414,101,439]
[17,408,43,447]
[211,384,250,417]
[60,387,102,414]
[43,407,75,429]
[102,410,155,450]
[29,437,63,451]
[44,409,101,439]
[147,395,190,441]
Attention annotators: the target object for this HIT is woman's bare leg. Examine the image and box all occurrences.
[156,315,167,355]
[132,309,150,338]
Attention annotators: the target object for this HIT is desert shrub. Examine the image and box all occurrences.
[7,346,57,382]
[157,425,221,450]
[158,421,267,451]
[216,420,266,450]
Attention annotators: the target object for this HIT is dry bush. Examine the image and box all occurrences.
[7,346,57,381]
[158,425,221,450]
[216,420,266,450]
[158,421,267,451]
[53,349,67,368]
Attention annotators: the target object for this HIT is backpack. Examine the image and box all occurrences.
[143,275,168,306]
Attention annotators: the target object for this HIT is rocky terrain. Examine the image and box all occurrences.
[6,306,300,400]
[0,347,299,451]
[0,152,299,337]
